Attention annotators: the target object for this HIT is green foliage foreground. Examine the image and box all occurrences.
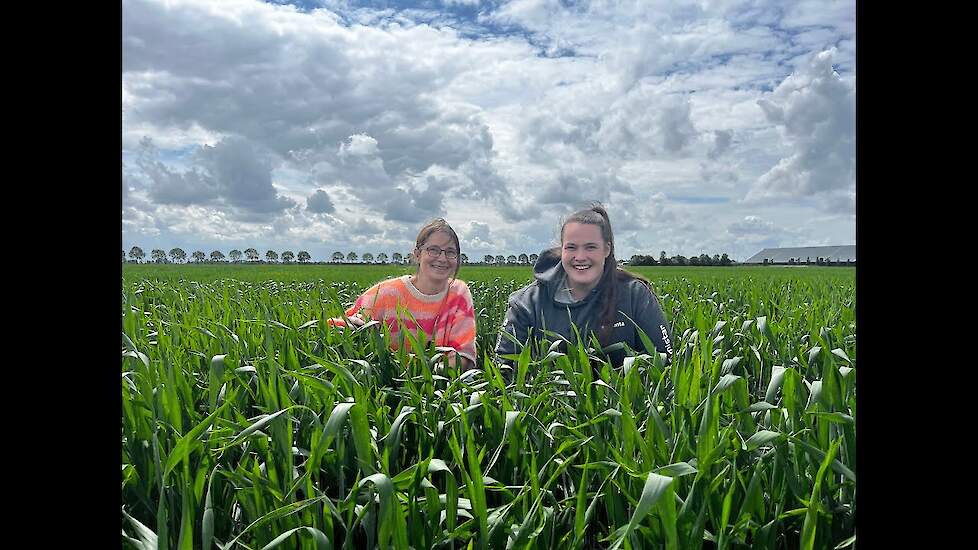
[122,271,855,549]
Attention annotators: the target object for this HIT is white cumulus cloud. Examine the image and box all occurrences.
[746,48,855,208]
[122,0,855,261]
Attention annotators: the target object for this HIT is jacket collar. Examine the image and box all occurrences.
[533,248,563,288]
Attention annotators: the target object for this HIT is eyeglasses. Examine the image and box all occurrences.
[422,246,459,259]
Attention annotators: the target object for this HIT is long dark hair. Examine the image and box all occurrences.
[559,203,651,344]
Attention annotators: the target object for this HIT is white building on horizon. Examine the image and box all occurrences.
[743,245,856,265]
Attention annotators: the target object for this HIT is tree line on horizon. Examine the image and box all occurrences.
[124,246,738,266]
[628,251,734,266]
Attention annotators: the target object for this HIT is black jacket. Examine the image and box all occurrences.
[494,250,673,366]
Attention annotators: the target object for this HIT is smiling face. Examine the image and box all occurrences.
[415,229,459,292]
[561,222,611,298]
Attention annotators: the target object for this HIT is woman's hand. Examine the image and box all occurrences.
[346,313,366,327]
[445,351,474,371]
[326,313,367,328]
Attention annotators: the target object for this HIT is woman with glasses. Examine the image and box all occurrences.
[495,203,672,369]
[328,218,477,371]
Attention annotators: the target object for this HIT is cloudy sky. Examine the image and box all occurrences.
[122,0,855,262]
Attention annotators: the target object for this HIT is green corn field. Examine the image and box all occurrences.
[122,267,856,549]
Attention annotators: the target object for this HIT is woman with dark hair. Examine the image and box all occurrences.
[494,204,673,367]
[328,218,476,370]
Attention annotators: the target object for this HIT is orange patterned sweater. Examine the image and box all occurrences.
[330,276,477,364]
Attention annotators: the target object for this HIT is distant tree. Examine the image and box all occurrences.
[713,254,721,265]
[297,251,311,263]
[392,252,403,264]
[659,251,668,266]
[720,253,731,266]
[129,246,145,263]
[151,249,167,263]
[376,252,388,264]
[671,255,687,266]
[495,255,505,265]
[459,253,468,264]
[629,255,657,266]
[483,254,494,264]
[347,252,358,263]
[210,250,225,262]
[407,253,416,264]
[529,253,538,264]
[332,251,344,263]
[362,252,374,264]
[281,250,295,263]
[244,248,259,262]
[507,254,517,265]
[122,250,126,262]
[229,249,242,262]
[265,250,279,263]
[518,253,528,265]
[192,250,205,263]
[169,248,186,263]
